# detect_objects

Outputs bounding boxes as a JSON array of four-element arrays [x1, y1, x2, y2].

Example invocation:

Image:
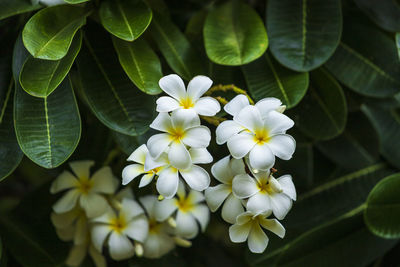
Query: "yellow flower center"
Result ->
[[257, 180, 275, 195], [147, 167, 162, 175], [253, 129, 270, 145], [77, 177, 93, 195], [169, 127, 186, 142], [149, 219, 162, 234], [175, 196, 194, 213], [180, 97, 194, 109], [109, 215, 127, 234]]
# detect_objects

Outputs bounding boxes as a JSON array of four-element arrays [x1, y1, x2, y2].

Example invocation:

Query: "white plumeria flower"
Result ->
[[147, 109, 211, 170], [232, 170, 296, 220], [155, 183, 210, 239], [39, 0, 66, 6], [229, 210, 285, 253], [205, 156, 246, 224], [140, 195, 175, 259], [51, 161, 117, 218], [157, 74, 220, 117], [51, 206, 88, 245], [217, 105, 296, 171], [145, 148, 212, 198], [122, 144, 163, 187], [65, 241, 106, 267], [91, 198, 149, 261]]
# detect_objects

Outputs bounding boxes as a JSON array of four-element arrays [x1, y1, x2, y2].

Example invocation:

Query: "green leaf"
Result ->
[[242, 53, 309, 109], [99, 0, 152, 41], [354, 0, 400, 32], [266, 0, 342, 72], [0, 0, 41, 20], [64, 0, 90, 3], [325, 18, 400, 97], [364, 173, 400, 239], [362, 105, 400, 170], [150, 13, 206, 80], [22, 5, 88, 60], [19, 30, 82, 97], [112, 131, 138, 155], [396, 33, 400, 61], [317, 112, 379, 171], [112, 37, 162, 95], [77, 23, 156, 136], [203, 1, 268, 66], [292, 68, 347, 140]]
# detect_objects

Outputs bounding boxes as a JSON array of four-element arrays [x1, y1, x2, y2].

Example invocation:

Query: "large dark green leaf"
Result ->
[[396, 33, 400, 61], [325, 18, 400, 97], [354, 0, 400, 32], [99, 0, 152, 41], [150, 13, 206, 80], [0, 0, 41, 20], [19, 30, 82, 97], [292, 68, 347, 140], [113, 37, 162, 95], [364, 173, 400, 239], [77, 24, 155, 136], [267, 0, 342, 72], [22, 5, 88, 60], [242, 53, 308, 108], [203, 1, 268, 66]]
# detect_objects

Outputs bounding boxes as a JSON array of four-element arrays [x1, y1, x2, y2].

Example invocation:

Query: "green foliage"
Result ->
[[0, 0, 41, 20]]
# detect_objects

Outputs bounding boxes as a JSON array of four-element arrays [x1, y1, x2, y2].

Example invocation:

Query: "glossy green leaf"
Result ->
[[112, 37, 162, 95], [77, 24, 155, 136], [150, 13, 206, 80], [396, 33, 400, 61], [0, 0, 41, 20], [242, 53, 309, 108], [354, 0, 400, 32], [22, 5, 88, 60], [99, 0, 152, 41], [204, 1, 268, 66], [112, 131, 138, 155], [293, 68, 347, 140], [267, 0, 342, 72], [364, 173, 400, 239], [325, 18, 400, 97], [362, 105, 400, 169], [19, 31, 82, 97], [317, 112, 379, 171]]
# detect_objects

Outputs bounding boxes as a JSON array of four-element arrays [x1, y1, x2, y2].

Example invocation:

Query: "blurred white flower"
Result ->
[[154, 183, 209, 239], [157, 74, 220, 116], [39, 0, 66, 6], [229, 210, 285, 253], [51, 161, 117, 218], [91, 198, 149, 261], [147, 110, 211, 169], [205, 156, 246, 224], [144, 148, 212, 198], [65, 242, 106, 267], [140, 195, 175, 258], [122, 144, 163, 187], [232, 171, 296, 220]]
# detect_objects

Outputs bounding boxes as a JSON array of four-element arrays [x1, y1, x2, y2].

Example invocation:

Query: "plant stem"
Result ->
[[206, 84, 254, 104]]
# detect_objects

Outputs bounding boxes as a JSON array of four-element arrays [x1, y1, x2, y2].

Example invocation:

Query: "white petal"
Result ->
[[189, 148, 213, 164], [221, 194, 245, 224], [249, 144, 275, 171], [122, 164, 145, 185], [127, 144, 148, 164], [182, 126, 211, 148], [147, 133, 171, 159], [246, 193, 272, 214], [91, 209, 115, 224], [156, 96, 180, 113], [120, 198, 145, 220], [53, 189, 80, 213], [259, 218, 286, 238], [211, 156, 233, 184], [205, 184, 231, 212], [176, 211, 198, 239], [270, 194, 293, 220], [187, 75, 213, 101], [65, 244, 87, 267], [168, 142, 191, 170], [255, 98, 282, 118], [227, 132, 256, 159], [236, 211, 253, 225], [278, 175, 297, 200], [69, 160, 94, 179], [50, 209, 78, 228], [224, 95, 249, 117], [50, 171, 78, 194], [263, 111, 294, 135], [229, 222, 252, 243], [194, 97, 221, 116], [139, 195, 157, 218], [74, 216, 88, 245], [56, 225, 75, 241], [154, 198, 178, 221], [159, 74, 186, 100], [88, 245, 107, 267], [124, 214, 149, 242], [230, 158, 246, 175], [191, 204, 209, 232], [139, 173, 155, 188], [108, 232, 135, 260], [80, 193, 109, 218], [267, 134, 296, 160], [180, 165, 210, 191], [215, 120, 244, 145], [234, 105, 263, 132], [187, 190, 205, 204], [171, 109, 200, 130], [176, 180, 187, 199], [144, 153, 168, 172], [90, 166, 116, 194], [248, 223, 269, 253], [91, 225, 111, 252], [115, 187, 134, 201], [232, 174, 259, 199], [150, 112, 173, 132], [143, 232, 175, 259], [156, 167, 179, 199]]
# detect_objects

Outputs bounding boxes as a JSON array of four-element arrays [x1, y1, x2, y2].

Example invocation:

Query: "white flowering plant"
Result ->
[[1, 0, 400, 266]]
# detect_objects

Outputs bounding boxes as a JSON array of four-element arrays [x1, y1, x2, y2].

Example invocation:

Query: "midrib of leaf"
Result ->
[[0, 78, 13, 124], [229, 3, 242, 63], [340, 42, 400, 84], [44, 97, 52, 166], [310, 86, 341, 132], [116, 0, 134, 39], [301, 0, 307, 66], [127, 44, 145, 88], [45, 59, 61, 95], [265, 54, 290, 105]]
